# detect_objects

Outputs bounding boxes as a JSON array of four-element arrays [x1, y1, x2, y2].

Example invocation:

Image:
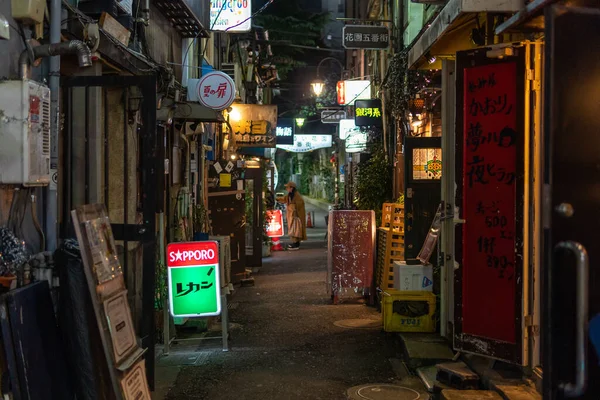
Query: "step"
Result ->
[[441, 389, 503, 400], [490, 381, 542, 400], [436, 362, 480, 390]]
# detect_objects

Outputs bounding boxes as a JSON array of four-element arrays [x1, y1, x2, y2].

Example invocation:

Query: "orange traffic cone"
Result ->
[[271, 237, 284, 251], [307, 213, 313, 228]]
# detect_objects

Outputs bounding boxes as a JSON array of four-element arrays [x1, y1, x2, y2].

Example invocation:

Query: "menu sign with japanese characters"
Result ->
[[229, 104, 277, 148], [462, 61, 519, 344], [343, 25, 390, 50], [167, 241, 221, 318], [354, 99, 383, 127]]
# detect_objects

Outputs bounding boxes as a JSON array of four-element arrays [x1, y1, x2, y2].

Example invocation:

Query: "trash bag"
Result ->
[[55, 239, 99, 400]]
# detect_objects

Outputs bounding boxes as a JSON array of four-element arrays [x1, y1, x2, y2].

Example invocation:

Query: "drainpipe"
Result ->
[[33, 0, 92, 250]]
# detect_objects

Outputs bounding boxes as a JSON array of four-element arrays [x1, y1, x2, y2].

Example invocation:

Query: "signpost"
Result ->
[[266, 210, 284, 238], [343, 25, 390, 49], [321, 109, 347, 124], [166, 241, 229, 350], [276, 118, 294, 145]]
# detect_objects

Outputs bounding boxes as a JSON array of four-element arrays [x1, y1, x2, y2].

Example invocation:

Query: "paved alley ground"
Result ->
[[157, 203, 422, 399]]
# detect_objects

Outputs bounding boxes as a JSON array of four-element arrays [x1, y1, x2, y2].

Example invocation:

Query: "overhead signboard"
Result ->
[[343, 25, 390, 50], [276, 118, 294, 145], [229, 104, 277, 148], [345, 131, 369, 153], [210, 0, 252, 32], [355, 99, 383, 127], [339, 118, 360, 140], [321, 109, 347, 124], [276, 134, 332, 153], [195, 71, 235, 110], [337, 80, 371, 106], [167, 241, 221, 318]]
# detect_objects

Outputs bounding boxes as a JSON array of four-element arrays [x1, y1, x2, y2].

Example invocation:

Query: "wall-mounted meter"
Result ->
[[0, 80, 51, 186]]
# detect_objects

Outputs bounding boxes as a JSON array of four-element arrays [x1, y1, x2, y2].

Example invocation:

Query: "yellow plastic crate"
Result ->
[[381, 290, 436, 333]]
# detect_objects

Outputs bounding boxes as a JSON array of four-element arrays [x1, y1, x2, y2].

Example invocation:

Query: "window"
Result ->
[[412, 148, 442, 180]]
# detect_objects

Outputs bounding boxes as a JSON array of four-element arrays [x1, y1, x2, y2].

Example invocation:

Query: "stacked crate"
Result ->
[[376, 203, 405, 291]]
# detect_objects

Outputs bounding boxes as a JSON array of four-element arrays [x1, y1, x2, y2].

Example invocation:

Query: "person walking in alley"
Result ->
[[284, 181, 306, 250]]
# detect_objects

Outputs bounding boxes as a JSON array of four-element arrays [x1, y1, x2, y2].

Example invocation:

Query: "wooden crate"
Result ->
[[381, 203, 405, 232], [375, 228, 405, 292]]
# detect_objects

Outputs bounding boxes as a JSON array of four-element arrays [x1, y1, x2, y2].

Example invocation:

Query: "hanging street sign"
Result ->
[[355, 99, 383, 127], [276, 134, 332, 153], [196, 71, 235, 110], [343, 25, 390, 50], [276, 118, 294, 145], [210, 0, 252, 32], [321, 109, 347, 124], [229, 104, 277, 148], [266, 210, 284, 237], [345, 131, 369, 153], [336, 80, 371, 105], [167, 241, 221, 318], [340, 118, 360, 140]]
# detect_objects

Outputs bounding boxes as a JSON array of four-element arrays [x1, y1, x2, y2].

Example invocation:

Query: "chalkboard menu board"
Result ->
[[327, 211, 376, 303]]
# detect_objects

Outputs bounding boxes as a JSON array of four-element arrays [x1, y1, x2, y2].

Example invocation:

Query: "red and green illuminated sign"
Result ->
[[167, 241, 221, 318]]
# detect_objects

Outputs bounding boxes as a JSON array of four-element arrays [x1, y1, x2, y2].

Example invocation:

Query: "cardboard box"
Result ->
[[393, 261, 433, 291]]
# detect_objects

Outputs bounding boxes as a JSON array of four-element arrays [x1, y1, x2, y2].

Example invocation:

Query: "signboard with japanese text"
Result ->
[[321, 109, 347, 124], [345, 131, 368, 153], [276, 118, 294, 145], [276, 134, 332, 153], [337, 80, 371, 105], [210, 0, 252, 32], [339, 118, 360, 140], [196, 71, 235, 110], [354, 99, 383, 127], [343, 25, 390, 50], [167, 241, 221, 318], [229, 104, 277, 148], [266, 210, 284, 238], [454, 48, 524, 364]]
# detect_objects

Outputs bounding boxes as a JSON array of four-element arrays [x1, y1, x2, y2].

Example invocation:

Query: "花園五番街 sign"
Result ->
[[196, 71, 235, 111], [343, 25, 390, 50], [354, 99, 383, 127], [167, 241, 221, 318]]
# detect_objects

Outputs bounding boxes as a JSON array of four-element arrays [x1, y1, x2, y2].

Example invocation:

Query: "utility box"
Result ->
[[393, 261, 433, 292], [11, 0, 45, 25], [0, 80, 51, 186]]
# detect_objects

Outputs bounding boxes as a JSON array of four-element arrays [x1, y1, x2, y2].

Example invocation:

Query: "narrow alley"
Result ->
[[156, 204, 426, 399]]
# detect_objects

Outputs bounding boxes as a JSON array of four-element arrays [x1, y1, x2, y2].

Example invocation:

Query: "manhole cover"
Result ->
[[333, 319, 382, 330], [347, 384, 421, 400]]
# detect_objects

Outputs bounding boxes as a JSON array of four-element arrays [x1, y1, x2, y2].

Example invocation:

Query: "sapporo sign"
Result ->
[[343, 25, 390, 50], [167, 241, 221, 318], [354, 99, 383, 127]]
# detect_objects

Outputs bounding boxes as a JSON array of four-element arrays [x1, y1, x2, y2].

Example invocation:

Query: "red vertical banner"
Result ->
[[462, 62, 518, 344]]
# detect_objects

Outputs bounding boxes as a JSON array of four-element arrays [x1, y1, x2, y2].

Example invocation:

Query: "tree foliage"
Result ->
[[354, 143, 393, 225]]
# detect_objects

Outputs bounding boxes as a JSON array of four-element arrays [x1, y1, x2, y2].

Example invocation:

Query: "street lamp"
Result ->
[[295, 118, 305, 127], [310, 57, 345, 96]]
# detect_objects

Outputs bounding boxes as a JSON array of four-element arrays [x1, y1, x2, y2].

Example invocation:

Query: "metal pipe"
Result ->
[[46, 0, 61, 251], [19, 40, 92, 80]]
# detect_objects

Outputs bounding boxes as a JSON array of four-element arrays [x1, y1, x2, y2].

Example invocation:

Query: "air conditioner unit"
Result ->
[[0, 80, 51, 186]]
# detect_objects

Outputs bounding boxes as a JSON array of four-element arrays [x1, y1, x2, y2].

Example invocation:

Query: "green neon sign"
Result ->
[[167, 241, 221, 318]]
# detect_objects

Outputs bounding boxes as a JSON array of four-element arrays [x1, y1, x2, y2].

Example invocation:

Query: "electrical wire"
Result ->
[[183, 1, 227, 71], [225, 0, 276, 32]]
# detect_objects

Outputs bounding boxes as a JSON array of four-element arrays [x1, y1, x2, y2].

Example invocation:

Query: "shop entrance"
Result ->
[[543, 5, 600, 398]]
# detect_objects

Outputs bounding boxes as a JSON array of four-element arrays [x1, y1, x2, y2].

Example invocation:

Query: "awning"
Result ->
[[157, 98, 224, 122], [407, 0, 524, 69], [495, 0, 558, 34]]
